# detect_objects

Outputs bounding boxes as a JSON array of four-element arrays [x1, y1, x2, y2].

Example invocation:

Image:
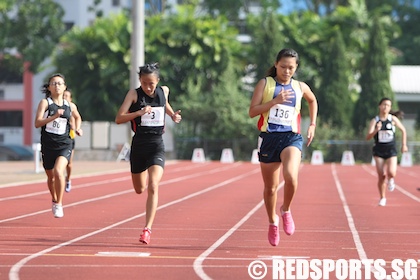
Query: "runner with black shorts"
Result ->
[[34, 74, 82, 218], [366, 98, 408, 206], [115, 63, 181, 244]]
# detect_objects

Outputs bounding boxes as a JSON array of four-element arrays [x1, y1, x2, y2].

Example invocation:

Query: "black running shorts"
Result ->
[[130, 134, 165, 173], [372, 145, 397, 159], [42, 146, 73, 170]]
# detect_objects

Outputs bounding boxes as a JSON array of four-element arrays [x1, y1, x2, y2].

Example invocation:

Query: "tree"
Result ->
[[390, 4, 420, 65], [352, 17, 395, 135], [53, 13, 131, 121], [145, 5, 253, 139], [303, 0, 350, 15], [317, 27, 353, 127], [145, 5, 244, 104], [0, 0, 65, 72], [246, 10, 285, 80]]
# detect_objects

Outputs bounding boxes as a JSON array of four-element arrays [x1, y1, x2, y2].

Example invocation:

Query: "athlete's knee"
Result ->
[[147, 183, 159, 195], [53, 168, 65, 179], [283, 171, 298, 186], [133, 184, 147, 194], [264, 184, 278, 196]]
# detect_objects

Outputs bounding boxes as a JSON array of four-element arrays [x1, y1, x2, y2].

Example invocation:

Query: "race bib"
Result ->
[[45, 117, 67, 135], [378, 130, 394, 143], [268, 104, 295, 126], [141, 107, 165, 127]]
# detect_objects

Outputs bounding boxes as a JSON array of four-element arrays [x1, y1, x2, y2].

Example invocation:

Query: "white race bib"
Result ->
[[378, 130, 394, 143], [45, 117, 67, 135], [268, 104, 295, 126], [141, 107, 165, 127]]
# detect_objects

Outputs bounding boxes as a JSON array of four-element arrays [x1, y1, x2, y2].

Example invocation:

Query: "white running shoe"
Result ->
[[54, 204, 64, 218], [387, 178, 395, 192], [378, 198, 387, 207], [65, 180, 72, 193], [52, 202, 57, 215]]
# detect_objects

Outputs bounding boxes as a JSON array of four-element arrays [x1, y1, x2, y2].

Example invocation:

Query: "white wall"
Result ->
[[0, 127, 24, 145], [0, 84, 24, 100]]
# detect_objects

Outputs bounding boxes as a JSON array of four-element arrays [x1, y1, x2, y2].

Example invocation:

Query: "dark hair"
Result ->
[[266, 48, 299, 77], [378, 97, 404, 119], [41, 73, 66, 98], [378, 97, 391, 105], [138, 62, 160, 78]]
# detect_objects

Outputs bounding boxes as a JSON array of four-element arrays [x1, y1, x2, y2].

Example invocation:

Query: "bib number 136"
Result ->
[[268, 104, 294, 126]]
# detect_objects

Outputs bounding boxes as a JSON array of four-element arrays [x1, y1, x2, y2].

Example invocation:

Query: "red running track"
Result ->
[[0, 161, 419, 280]]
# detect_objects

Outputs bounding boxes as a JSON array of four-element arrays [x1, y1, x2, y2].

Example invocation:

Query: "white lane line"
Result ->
[[0, 169, 128, 189], [397, 167, 419, 177], [193, 200, 265, 280], [0, 177, 130, 202], [0, 161, 205, 189], [0, 163, 245, 223], [193, 181, 285, 280], [361, 164, 420, 203], [9, 166, 259, 280], [331, 163, 368, 261]]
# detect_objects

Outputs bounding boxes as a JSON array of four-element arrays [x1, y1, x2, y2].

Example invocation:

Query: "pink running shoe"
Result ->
[[268, 215, 280, 246], [281, 208, 295, 235], [139, 228, 151, 244]]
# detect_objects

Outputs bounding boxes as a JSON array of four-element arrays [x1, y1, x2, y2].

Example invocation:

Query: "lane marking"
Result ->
[[258, 255, 310, 259], [9, 165, 259, 280], [95, 252, 151, 257], [331, 163, 367, 260], [397, 167, 419, 177], [193, 181, 285, 280], [0, 163, 246, 223], [361, 164, 420, 203], [0, 177, 130, 202], [193, 164, 306, 279], [0, 160, 182, 189], [0, 169, 128, 189], [0, 161, 210, 201], [331, 163, 383, 275], [193, 200, 265, 280]]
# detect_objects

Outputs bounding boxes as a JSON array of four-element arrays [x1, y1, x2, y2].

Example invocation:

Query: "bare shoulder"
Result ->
[[297, 80, 311, 92], [125, 88, 138, 101], [253, 78, 267, 92], [38, 98, 48, 109], [70, 101, 78, 109], [161, 85, 170, 94], [161, 86, 170, 99]]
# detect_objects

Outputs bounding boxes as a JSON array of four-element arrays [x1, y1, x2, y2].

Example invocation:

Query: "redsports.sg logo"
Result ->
[[247, 258, 418, 280]]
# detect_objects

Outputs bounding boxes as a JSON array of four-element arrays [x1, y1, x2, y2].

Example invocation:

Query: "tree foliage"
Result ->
[[247, 10, 285, 80], [317, 28, 353, 127], [0, 0, 65, 73], [53, 13, 131, 121], [145, 5, 254, 143], [352, 17, 395, 135]]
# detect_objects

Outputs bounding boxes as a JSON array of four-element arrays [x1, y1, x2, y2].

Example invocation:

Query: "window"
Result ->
[[0, 111, 23, 127], [64, 22, 74, 31], [112, 0, 120, 6]]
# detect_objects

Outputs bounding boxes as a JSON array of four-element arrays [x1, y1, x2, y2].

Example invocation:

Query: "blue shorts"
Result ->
[[258, 132, 303, 163]]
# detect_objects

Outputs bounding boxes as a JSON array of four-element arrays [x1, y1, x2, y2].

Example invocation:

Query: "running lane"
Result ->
[[1, 162, 419, 280]]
